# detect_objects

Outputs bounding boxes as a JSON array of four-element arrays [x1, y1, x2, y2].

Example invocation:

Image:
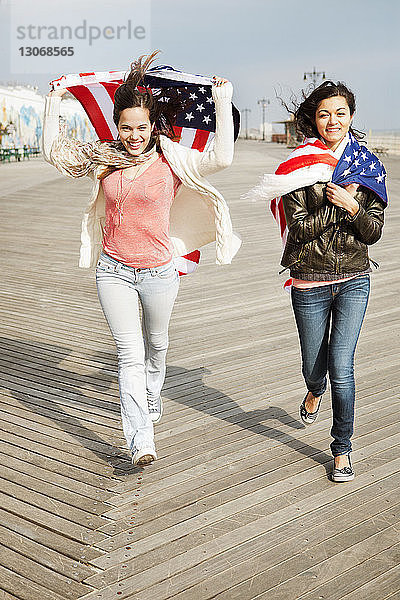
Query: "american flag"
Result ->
[[332, 133, 388, 205], [270, 135, 388, 290], [50, 66, 240, 276], [50, 65, 240, 150], [270, 138, 338, 247]]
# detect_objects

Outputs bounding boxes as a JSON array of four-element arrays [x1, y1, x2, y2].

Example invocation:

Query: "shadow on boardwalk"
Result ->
[[165, 364, 332, 474], [0, 336, 132, 475], [1, 337, 331, 477]]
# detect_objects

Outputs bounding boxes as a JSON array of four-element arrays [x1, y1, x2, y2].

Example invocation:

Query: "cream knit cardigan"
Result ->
[[42, 83, 241, 268]]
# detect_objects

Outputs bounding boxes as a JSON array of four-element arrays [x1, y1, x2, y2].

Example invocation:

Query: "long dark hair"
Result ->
[[285, 80, 365, 141], [113, 50, 185, 139], [99, 50, 188, 180]]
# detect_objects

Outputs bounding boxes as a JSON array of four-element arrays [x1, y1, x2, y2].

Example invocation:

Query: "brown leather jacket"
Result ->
[[281, 183, 386, 281]]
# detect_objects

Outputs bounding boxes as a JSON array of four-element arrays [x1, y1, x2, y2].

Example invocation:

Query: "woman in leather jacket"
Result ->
[[281, 82, 387, 482]]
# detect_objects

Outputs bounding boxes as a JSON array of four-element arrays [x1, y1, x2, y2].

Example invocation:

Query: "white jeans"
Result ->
[[96, 252, 179, 454]]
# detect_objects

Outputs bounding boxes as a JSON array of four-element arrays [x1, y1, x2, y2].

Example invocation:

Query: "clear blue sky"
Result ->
[[1, 0, 399, 131]]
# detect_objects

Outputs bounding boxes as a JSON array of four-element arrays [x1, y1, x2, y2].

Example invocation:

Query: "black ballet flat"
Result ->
[[299, 393, 322, 425]]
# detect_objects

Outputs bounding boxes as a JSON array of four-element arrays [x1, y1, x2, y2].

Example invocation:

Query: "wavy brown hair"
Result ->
[[281, 80, 365, 142]]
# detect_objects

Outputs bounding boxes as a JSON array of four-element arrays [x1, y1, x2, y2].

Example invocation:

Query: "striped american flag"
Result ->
[[270, 136, 388, 290], [50, 65, 240, 150], [270, 138, 338, 248]]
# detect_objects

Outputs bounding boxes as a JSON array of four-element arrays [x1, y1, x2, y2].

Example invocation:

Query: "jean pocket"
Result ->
[[292, 285, 315, 293], [154, 262, 177, 279], [96, 259, 115, 273]]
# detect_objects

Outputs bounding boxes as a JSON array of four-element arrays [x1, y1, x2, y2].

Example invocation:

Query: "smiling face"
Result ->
[[315, 96, 353, 150], [118, 106, 154, 156]]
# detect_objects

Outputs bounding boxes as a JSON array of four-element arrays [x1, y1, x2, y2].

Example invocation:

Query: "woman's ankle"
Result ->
[[334, 454, 350, 469], [305, 391, 321, 411]]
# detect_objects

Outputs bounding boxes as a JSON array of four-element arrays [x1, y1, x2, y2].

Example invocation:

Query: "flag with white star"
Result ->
[[332, 133, 388, 205], [143, 65, 240, 151], [50, 65, 240, 152]]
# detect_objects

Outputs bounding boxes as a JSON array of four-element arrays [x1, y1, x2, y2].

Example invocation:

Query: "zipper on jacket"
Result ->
[[279, 243, 308, 274]]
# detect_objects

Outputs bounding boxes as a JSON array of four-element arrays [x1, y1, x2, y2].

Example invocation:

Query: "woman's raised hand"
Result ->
[[326, 182, 360, 217], [211, 76, 233, 100], [212, 76, 229, 87], [48, 88, 68, 98]]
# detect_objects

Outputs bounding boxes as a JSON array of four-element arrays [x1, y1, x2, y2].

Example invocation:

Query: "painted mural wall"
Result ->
[[0, 85, 95, 148]]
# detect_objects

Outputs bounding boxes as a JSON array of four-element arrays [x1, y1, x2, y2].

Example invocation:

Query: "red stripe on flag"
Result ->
[[276, 154, 338, 175], [183, 250, 200, 263], [67, 85, 114, 140], [294, 139, 330, 152], [192, 129, 210, 151], [173, 126, 182, 142], [283, 278, 293, 293], [101, 81, 122, 102], [277, 199, 287, 236]]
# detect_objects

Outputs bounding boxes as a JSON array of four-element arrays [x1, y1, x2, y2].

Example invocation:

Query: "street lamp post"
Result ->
[[241, 108, 251, 139], [304, 67, 326, 86], [257, 98, 270, 141]]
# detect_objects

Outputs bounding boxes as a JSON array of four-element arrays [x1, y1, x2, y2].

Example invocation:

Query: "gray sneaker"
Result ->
[[148, 396, 163, 424], [132, 448, 157, 466]]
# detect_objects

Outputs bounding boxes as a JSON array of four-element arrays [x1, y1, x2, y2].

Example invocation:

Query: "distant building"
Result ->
[[274, 114, 302, 147], [271, 133, 286, 144]]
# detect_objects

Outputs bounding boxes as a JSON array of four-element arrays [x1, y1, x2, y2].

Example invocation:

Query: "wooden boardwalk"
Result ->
[[0, 141, 399, 600]]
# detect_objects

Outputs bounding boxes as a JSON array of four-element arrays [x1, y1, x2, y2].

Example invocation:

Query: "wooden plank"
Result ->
[[0, 490, 108, 545], [0, 448, 113, 502], [90, 450, 400, 564], [0, 417, 122, 467], [165, 528, 400, 600], [0, 590, 19, 600], [0, 408, 125, 466], [105, 418, 400, 539], [0, 508, 103, 563], [82, 473, 400, 590], [0, 441, 113, 490], [0, 545, 93, 599], [110, 394, 400, 496], [0, 429, 114, 478], [299, 552, 400, 600], [0, 565, 68, 600], [101, 418, 400, 526], [0, 463, 110, 517], [0, 392, 122, 450], [81, 502, 400, 599]]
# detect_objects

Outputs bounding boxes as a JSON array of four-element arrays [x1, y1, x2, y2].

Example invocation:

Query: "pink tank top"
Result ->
[[101, 155, 181, 268]]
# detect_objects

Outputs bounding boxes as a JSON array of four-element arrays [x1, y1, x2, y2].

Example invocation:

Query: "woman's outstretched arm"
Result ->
[[188, 78, 234, 178], [42, 89, 95, 178], [42, 90, 66, 164]]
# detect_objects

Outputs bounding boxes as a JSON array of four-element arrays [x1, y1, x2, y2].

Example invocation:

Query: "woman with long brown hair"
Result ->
[[43, 51, 237, 466]]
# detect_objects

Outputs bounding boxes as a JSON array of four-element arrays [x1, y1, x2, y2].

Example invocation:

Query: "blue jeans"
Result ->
[[291, 275, 370, 456], [96, 252, 179, 454]]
